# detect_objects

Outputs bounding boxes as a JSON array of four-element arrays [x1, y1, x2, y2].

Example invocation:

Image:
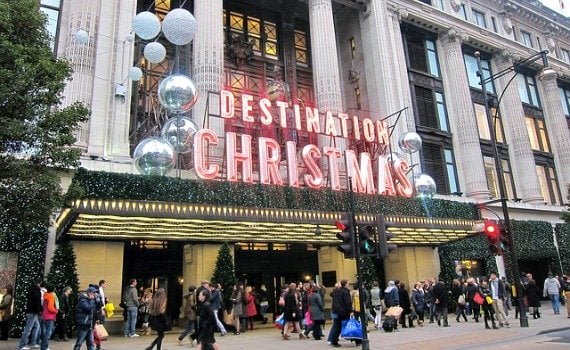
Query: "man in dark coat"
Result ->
[[18, 277, 43, 350], [73, 286, 97, 350], [431, 278, 449, 327], [329, 279, 352, 348]]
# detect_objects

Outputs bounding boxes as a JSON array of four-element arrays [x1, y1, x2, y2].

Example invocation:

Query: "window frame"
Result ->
[[472, 9, 487, 28]]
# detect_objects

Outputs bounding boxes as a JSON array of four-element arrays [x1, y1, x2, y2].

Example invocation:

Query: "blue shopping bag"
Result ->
[[340, 316, 363, 339]]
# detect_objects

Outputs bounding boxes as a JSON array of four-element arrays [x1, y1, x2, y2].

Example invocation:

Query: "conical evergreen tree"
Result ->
[[359, 256, 378, 288], [46, 239, 80, 335], [211, 242, 237, 308]]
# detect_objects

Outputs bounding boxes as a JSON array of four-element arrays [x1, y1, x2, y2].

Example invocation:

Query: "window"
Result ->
[[491, 17, 498, 33], [422, 143, 448, 195], [560, 49, 570, 63], [444, 149, 460, 194], [521, 31, 533, 48], [474, 104, 504, 143], [560, 86, 570, 117], [464, 53, 495, 93], [415, 86, 450, 131], [435, 92, 450, 132], [526, 117, 551, 153], [517, 73, 540, 108], [406, 34, 440, 77], [536, 165, 562, 205], [40, 0, 61, 52], [472, 9, 487, 28], [294, 30, 308, 66], [224, 10, 280, 61], [349, 37, 356, 60], [459, 5, 468, 20], [354, 87, 361, 110], [483, 156, 515, 199]]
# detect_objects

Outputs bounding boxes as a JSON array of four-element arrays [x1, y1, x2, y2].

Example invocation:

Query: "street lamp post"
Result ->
[[473, 50, 554, 327]]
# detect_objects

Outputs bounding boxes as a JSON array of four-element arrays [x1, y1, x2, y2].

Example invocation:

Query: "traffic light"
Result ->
[[483, 219, 502, 255], [358, 224, 377, 256], [335, 213, 355, 259], [377, 214, 397, 259]]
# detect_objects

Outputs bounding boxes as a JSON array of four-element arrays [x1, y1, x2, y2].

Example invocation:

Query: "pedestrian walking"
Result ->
[[146, 288, 170, 350], [73, 286, 97, 350], [177, 285, 197, 346], [122, 279, 140, 338], [195, 289, 220, 350], [543, 273, 561, 315], [18, 277, 43, 350]]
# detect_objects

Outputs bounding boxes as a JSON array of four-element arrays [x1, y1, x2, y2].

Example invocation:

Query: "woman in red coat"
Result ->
[[244, 286, 257, 330]]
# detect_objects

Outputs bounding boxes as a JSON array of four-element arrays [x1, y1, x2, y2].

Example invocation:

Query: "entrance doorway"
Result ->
[[123, 240, 184, 325], [235, 243, 319, 316]]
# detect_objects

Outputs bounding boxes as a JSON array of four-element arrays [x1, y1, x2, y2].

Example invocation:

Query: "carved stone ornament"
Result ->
[[349, 69, 360, 85], [450, 0, 462, 12], [500, 13, 513, 34], [226, 35, 254, 67]]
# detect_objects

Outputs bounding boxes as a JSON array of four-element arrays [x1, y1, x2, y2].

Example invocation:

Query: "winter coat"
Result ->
[[331, 286, 352, 320], [477, 284, 493, 310], [123, 285, 139, 308], [0, 293, 13, 318], [431, 282, 447, 307], [525, 281, 541, 307], [42, 292, 58, 321], [370, 287, 382, 308], [75, 293, 95, 327], [196, 301, 216, 345], [309, 292, 325, 321], [231, 289, 245, 317], [245, 293, 257, 317], [25, 285, 43, 314], [183, 292, 197, 321], [283, 290, 300, 322], [411, 288, 425, 312], [543, 277, 561, 296], [210, 289, 223, 310], [398, 288, 411, 314], [384, 286, 399, 307], [465, 283, 478, 303]]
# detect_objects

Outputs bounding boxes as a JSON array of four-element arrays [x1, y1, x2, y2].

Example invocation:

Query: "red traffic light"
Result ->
[[335, 220, 348, 231], [483, 220, 499, 240]]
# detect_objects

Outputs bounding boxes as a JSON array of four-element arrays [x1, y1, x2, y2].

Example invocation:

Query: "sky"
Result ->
[[540, 0, 569, 17]]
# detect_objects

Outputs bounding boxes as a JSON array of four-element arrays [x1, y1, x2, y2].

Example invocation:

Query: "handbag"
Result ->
[[104, 302, 115, 318], [485, 296, 493, 305], [340, 316, 363, 339], [274, 313, 285, 329], [223, 309, 235, 326], [457, 294, 466, 305], [473, 292, 484, 305], [93, 324, 108, 341], [303, 310, 313, 327], [278, 296, 285, 306]]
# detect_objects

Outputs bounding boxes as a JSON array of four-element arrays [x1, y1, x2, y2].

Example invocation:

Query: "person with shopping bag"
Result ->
[[329, 279, 352, 348]]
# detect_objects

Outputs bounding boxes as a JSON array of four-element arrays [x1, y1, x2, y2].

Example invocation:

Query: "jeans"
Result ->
[[74, 326, 95, 350], [328, 317, 344, 345], [18, 313, 40, 349], [259, 304, 268, 320], [177, 319, 195, 341], [124, 306, 138, 336], [40, 319, 55, 350], [212, 309, 226, 334], [549, 293, 560, 314], [326, 313, 338, 343]]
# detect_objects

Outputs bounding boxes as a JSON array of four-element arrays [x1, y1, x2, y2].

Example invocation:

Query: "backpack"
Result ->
[[382, 316, 397, 332]]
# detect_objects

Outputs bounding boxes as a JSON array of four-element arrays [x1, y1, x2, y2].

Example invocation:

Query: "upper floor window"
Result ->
[[459, 5, 468, 20], [536, 164, 562, 205], [415, 86, 450, 131], [406, 35, 440, 77], [349, 37, 356, 60], [517, 73, 540, 108], [224, 10, 279, 61], [444, 149, 460, 194], [521, 30, 533, 48], [40, 0, 61, 52], [491, 17, 498, 33], [484, 156, 515, 199], [472, 9, 487, 28], [464, 53, 495, 93], [474, 104, 504, 143], [526, 116, 551, 153], [560, 86, 570, 117], [295, 30, 308, 66], [560, 49, 570, 63]]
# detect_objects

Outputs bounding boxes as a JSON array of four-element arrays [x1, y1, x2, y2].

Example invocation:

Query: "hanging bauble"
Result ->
[[128, 67, 143, 81], [414, 173, 436, 198], [161, 116, 199, 154], [266, 81, 286, 101], [162, 8, 197, 46], [398, 131, 422, 154], [143, 42, 166, 63], [74, 29, 89, 45], [132, 11, 161, 40], [133, 137, 177, 176], [157, 74, 198, 112], [126, 33, 135, 42]]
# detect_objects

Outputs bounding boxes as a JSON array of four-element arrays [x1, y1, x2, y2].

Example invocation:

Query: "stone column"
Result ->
[[192, 0, 224, 137], [492, 53, 543, 203], [438, 29, 489, 199], [540, 76, 570, 198]]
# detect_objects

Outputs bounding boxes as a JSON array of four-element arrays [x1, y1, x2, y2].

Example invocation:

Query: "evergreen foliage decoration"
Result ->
[[358, 257, 378, 288], [0, 227, 47, 337], [211, 242, 237, 308], [65, 169, 475, 220], [438, 234, 497, 284], [555, 223, 569, 275], [45, 239, 80, 336]]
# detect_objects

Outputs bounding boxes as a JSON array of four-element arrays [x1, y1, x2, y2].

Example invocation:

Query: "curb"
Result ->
[[537, 326, 570, 335]]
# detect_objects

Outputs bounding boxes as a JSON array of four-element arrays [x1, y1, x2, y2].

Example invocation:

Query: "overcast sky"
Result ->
[[540, 0, 569, 16]]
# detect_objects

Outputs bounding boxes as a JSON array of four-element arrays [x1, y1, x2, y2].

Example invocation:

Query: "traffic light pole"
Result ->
[[347, 178, 370, 349]]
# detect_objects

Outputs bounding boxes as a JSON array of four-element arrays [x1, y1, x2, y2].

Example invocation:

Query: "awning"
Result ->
[[56, 198, 479, 245]]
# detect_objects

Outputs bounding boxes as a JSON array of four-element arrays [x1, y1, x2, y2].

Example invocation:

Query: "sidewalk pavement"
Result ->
[[0, 310, 568, 350]]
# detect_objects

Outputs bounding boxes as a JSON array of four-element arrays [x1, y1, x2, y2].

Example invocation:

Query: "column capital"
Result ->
[[439, 28, 469, 45]]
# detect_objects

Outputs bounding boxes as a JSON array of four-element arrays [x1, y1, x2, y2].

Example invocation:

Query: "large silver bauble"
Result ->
[[143, 42, 166, 63], [162, 8, 197, 46], [133, 137, 177, 176], [161, 116, 199, 154], [128, 66, 143, 81], [398, 131, 422, 154], [132, 11, 161, 40], [414, 173, 436, 198], [74, 29, 89, 45], [157, 74, 198, 112]]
